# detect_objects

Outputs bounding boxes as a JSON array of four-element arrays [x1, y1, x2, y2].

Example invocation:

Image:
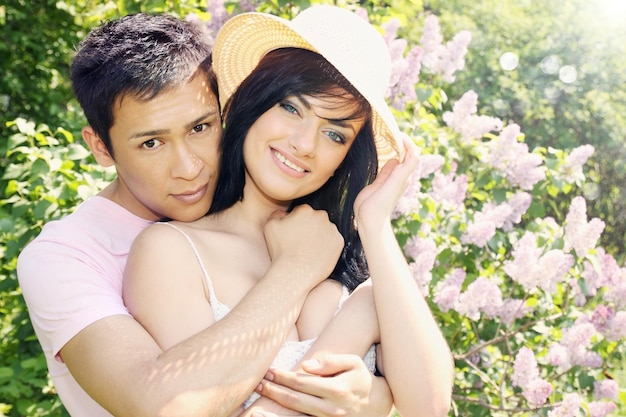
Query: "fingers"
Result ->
[[248, 409, 305, 417], [377, 136, 419, 186], [258, 356, 380, 417], [300, 354, 361, 377], [401, 135, 420, 170], [256, 375, 340, 417], [267, 209, 288, 221], [260, 355, 366, 406], [263, 368, 328, 399], [373, 158, 399, 185], [250, 412, 279, 417], [248, 410, 305, 417], [263, 204, 343, 288]]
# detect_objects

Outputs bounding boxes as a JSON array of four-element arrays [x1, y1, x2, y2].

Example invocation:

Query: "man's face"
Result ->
[[106, 75, 221, 222]]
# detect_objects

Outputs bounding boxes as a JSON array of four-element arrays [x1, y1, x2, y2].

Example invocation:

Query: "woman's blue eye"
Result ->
[[282, 103, 298, 114], [327, 131, 345, 144]]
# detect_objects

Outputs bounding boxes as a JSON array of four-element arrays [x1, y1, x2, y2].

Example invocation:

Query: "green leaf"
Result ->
[[66, 143, 90, 160], [1, 163, 28, 181], [527, 200, 546, 218], [0, 366, 14, 380]]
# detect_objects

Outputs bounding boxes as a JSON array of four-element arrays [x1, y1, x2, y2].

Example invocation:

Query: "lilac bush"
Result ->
[[383, 10, 624, 417], [200, 2, 625, 415]]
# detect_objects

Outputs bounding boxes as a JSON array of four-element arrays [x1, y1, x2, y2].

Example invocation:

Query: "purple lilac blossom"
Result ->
[[547, 343, 571, 369], [437, 30, 472, 83], [383, 18, 423, 110], [504, 231, 574, 292], [587, 401, 617, 417], [562, 321, 603, 368], [593, 379, 619, 400], [461, 191, 532, 248], [547, 393, 583, 417], [586, 249, 626, 309], [461, 200, 518, 247], [486, 124, 546, 190], [419, 15, 471, 83], [563, 196, 605, 257], [578, 306, 626, 341], [430, 166, 468, 209], [523, 378, 553, 406], [392, 169, 422, 219], [393, 147, 436, 219], [590, 304, 614, 333], [418, 154, 445, 178], [511, 347, 554, 406], [511, 347, 539, 388], [606, 311, 626, 341], [558, 144, 595, 183], [419, 15, 444, 69], [501, 191, 532, 231], [433, 268, 465, 312], [497, 298, 527, 325], [442, 90, 503, 142], [405, 236, 437, 294], [456, 276, 503, 320], [586, 308, 626, 341], [205, 0, 230, 38]]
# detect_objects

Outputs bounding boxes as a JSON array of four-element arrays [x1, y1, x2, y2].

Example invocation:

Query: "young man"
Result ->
[[17, 13, 390, 417]]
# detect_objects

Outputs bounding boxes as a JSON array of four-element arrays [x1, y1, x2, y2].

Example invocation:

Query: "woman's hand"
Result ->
[[253, 354, 392, 417], [354, 136, 419, 229]]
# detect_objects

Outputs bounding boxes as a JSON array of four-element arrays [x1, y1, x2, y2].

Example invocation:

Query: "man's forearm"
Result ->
[[144, 257, 315, 417], [64, 258, 315, 417]]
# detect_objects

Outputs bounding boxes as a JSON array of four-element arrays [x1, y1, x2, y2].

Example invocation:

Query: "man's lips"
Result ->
[[171, 184, 209, 203]]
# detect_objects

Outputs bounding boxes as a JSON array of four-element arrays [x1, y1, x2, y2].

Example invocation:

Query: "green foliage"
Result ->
[[0, 119, 113, 416], [0, 0, 80, 137]]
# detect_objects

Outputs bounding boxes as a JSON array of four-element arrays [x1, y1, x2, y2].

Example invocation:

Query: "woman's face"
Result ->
[[243, 92, 364, 204]]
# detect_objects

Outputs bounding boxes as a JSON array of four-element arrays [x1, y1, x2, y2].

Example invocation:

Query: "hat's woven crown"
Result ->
[[214, 6, 403, 166]]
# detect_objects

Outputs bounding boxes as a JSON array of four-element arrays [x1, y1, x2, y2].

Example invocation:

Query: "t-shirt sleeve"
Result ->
[[18, 239, 130, 360]]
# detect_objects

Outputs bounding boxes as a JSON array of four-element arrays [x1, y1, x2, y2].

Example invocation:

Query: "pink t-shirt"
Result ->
[[17, 196, 151, 416]]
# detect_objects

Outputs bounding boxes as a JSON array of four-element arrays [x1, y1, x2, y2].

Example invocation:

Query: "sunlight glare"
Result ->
[[594, 0, 626, 26]]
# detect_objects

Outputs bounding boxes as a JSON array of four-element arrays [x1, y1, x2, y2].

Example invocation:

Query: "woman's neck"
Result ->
[[209, 183, 292, 236]]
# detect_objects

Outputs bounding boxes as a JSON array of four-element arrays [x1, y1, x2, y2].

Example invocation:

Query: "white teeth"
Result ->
[[273, 150, 305, 172]]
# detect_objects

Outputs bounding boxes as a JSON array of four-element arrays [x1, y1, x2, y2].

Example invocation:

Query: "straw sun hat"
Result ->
[[212, 5, 404, 166]]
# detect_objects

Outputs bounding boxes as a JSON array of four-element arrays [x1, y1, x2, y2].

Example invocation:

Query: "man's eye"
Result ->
[[142, 139, 161, 149], [192, 123, 207, 133]]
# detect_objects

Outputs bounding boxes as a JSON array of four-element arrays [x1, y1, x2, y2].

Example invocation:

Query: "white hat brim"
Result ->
[[213, 7, 404, 167]]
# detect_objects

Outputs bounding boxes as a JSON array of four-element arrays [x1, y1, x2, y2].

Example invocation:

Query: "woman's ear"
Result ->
[[82, 126, 115, 167]]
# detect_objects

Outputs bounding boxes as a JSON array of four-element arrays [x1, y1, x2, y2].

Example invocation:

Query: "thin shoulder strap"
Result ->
[[335, 284, 350, 315], [155, 222, 220, 309]]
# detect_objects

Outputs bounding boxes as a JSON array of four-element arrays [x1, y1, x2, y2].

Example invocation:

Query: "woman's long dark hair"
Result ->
[[210, 48, 378, 291]]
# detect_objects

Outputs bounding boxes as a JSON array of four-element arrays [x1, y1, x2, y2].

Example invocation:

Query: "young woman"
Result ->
[[123, 6, 453, 417]]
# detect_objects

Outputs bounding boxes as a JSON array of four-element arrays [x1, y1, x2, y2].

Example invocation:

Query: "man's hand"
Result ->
[[256, 354, 393, 417], [264, 205, 344, 290]]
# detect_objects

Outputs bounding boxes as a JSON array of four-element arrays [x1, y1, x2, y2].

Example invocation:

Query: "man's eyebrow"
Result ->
[[128, 109, 219, 141], [184, 109, 219, 131], [128, 128, 169, 141]]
